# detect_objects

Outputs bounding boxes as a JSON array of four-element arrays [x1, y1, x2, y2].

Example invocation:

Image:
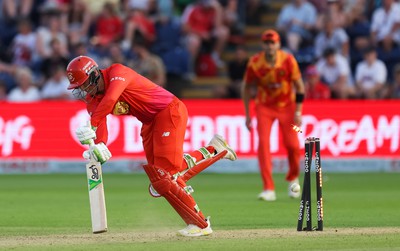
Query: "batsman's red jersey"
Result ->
[[87, 64, 174, 144]]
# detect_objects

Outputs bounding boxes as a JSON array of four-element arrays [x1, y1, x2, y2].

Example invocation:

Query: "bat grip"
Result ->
[[89, 139, 95, 147], [86, 121, 95, 147]]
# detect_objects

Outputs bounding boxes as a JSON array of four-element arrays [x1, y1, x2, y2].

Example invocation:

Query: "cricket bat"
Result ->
[[86, 139, 108, 233]]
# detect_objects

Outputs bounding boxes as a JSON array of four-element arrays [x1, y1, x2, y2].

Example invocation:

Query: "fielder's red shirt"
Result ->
[[244, 50, 302, 108], [87, 64, 174, 144]]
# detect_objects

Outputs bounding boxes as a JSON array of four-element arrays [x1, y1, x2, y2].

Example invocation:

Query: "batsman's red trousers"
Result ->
[[141, 98, 188, 174]]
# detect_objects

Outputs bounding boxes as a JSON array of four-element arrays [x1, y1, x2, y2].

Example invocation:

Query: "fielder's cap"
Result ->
[[261, 29, 280, 43]]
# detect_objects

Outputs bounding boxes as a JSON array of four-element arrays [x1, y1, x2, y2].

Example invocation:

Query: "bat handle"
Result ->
[[86, 120, 95, 147], [89, 139, 95, 147]]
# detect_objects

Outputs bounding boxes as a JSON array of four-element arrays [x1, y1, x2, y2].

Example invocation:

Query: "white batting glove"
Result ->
[[89, 142, 112, 164], [75, 124, 96, 145]]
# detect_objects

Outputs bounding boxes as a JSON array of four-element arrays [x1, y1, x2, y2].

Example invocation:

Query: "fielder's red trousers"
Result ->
[[256, 103, 300, 191]]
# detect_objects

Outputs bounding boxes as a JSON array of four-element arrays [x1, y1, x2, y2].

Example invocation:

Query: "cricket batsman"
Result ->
[[67, 55, 237, 236]]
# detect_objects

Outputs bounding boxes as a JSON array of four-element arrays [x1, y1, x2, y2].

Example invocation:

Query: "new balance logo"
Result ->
[[162, 132, 170, 137]]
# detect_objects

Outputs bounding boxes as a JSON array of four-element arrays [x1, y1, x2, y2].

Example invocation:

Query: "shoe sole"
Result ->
[[258, 197, 276, 201], [177, 229, 213, 237], [214, 135, 237, 161]]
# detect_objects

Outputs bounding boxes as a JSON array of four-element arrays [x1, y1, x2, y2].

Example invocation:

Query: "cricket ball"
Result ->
[[290, 183, 301, 193]]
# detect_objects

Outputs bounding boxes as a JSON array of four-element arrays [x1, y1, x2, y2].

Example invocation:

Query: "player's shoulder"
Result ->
[[107, 63, 136, 75], [249, 51, 264, 64], [279, 49, 295, 60], [104, 64, 136, 83], [109, 63, 130, 71]]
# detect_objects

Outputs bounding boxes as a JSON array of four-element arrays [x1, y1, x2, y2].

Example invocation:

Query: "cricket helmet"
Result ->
[[66, 56, 98, 90]]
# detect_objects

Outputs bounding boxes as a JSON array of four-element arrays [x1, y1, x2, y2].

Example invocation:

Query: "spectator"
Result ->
[[344, 0, 369, 25], [182, 0, 229, 67], [61, 0, 92, 46], [175, 0, 196, 15], [308, 0, 328, 13], [385, 63, 400, 98], [40, 38, 70, 80], [355, 46, 387, 99], [370, 0, 400, 52], [218, 0, 245, 40], [101, 42, 127, 66], [316, 47, 355, 99], [36, 12, 68, 61], [222, 45, 248, 98], [1, 0, 34, 21], [0, 80, 7, 100], [41, 65, 73, 100], [93, 2, 124, 47], [122, 0, 156, 49], [0, 61, 17, 93], [276, 0, 317, 53], [80, 0, 120, 16], [304, 65, 331, 99], [345, 0, 371, 71], [11, 18, 37, 67], [315, 0, 347, 30], [152, 12, 191, 97], [128, 34, 166, 87], [314, 15, 349, 59], [245, 0, 268, 25], [68, 41, 103, 67], [7, 67, 40, 102]]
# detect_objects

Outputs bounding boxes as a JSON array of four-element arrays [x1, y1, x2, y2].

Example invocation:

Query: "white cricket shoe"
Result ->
[[178, 217, 213, 237], [258, 190, 276, 201], [208, 134, 237, 161], [288, 178, 301, 198]]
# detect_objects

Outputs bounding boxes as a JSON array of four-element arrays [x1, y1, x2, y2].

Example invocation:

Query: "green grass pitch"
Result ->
[[0, 172, 400, 250]]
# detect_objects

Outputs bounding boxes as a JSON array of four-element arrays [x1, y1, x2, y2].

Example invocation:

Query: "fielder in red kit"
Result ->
[[66, 56, 237, 236], [241, 29, 305, 201]]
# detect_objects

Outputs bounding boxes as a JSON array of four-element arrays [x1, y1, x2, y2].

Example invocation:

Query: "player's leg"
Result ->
[[179, 134, 237, 179], [256, 105, 276, 201], [143, 164, 212, 237], [146, 99, 211, 236], [278, 105, 301, 198], [152, 99, 187, 174]]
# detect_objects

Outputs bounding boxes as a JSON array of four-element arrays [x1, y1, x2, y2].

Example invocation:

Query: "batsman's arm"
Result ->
[[76, 121, 97, 145], [293, 78, 305, 125], [78, 122, 112, 164]]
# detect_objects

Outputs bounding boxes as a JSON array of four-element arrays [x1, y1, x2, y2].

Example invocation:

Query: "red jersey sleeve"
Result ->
[[88, 64, 174, 144], [87, 100, 108, 144], [90, 67, 130, 128]]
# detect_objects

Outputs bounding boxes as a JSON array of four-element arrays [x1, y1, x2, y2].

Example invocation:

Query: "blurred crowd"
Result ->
[[0, 0, 400, 102], [0, 0, 251, 101], [276, 0, 400, 100]]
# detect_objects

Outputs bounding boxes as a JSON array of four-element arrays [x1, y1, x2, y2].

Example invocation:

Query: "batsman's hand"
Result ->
[[76, 123, 96, 145], [84, 142, 112, 164]]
